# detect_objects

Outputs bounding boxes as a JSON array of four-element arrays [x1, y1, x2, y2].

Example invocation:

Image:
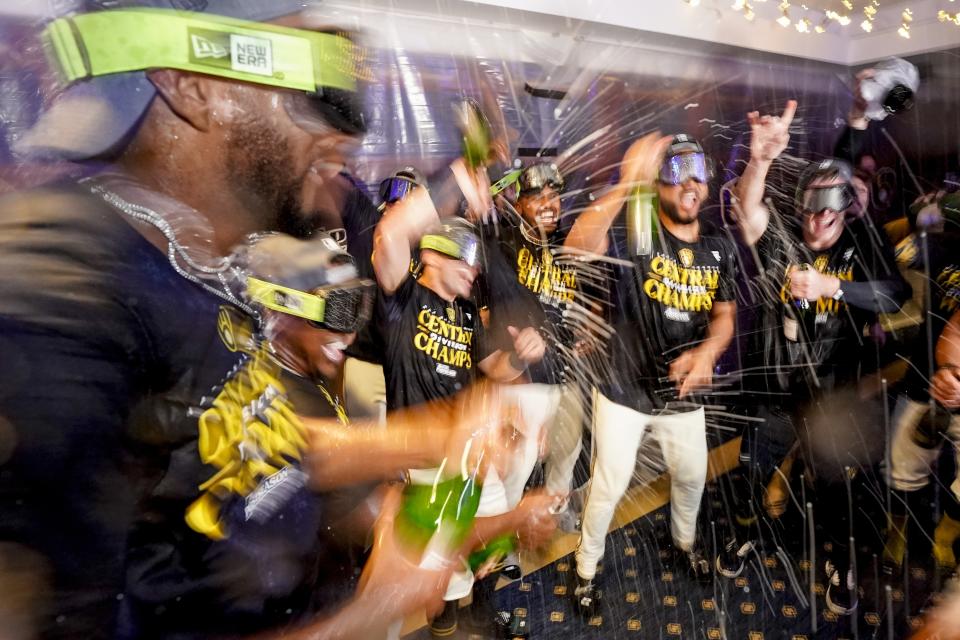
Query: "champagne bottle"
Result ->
[[394, 465, 483, 569], [467, 533, 515, 573], [626, 187, 656, 256], [454, 98, 492, 170]]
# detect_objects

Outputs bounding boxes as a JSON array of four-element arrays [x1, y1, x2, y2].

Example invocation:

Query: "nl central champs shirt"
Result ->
[[606, 219, 737, 413], [379, 276, 491, 409]]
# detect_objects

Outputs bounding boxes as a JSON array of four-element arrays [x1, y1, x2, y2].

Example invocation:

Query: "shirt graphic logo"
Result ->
[[415, 308, 473, 370], [814, 254, 829, 272], [678, 248, 695, 268], [516, 246, 577, 306], [711, 250, 721, 262], [644, 254, 720, 313]]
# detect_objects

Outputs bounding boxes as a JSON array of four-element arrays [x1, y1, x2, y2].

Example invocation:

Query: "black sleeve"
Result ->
[[715, 238, 738, 304], [846, 220, 912, 313], [832, 125, 867, 165], [0, 188, 150, 631], [377, 272, 416, 324]]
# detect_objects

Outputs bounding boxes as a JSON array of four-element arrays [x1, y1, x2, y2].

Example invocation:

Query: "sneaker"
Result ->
[[716, 539, 755, 579], [500, 552, 522, 582], [573, 575, 602, 616], [429, 600, 458, 638], [825, 560, 858, 616]]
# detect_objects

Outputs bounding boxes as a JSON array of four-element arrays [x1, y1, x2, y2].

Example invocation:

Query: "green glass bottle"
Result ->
[[626, 187, 657, 256], [467, 533, 515, 573], [395, 467, 483, 569]]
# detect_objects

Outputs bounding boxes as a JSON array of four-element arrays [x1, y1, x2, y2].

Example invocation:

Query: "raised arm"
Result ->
[[565, 132, 672, 255], [734, 100, 797, 246], [372, 185, 441, 295]]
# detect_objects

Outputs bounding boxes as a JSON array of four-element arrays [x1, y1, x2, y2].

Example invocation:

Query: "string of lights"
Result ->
[[686, 0, 960, 37]]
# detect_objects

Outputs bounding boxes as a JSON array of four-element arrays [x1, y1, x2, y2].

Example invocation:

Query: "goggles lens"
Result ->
[[248, 277, 375, 333], [420, 234, 481, 268], [518, 164, 564, 196], [379, 177, 417, 204], [801, 186, 854, 215], [308, 280, 376, 333], [658, 152, 711, 185], [282, 90, 367, 136]]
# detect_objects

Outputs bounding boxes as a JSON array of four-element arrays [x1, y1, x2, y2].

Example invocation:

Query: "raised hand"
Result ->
[[619, 131, 673, 188], [747, 100, 797, 163]]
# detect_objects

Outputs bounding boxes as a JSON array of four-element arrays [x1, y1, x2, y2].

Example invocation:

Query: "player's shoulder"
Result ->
[[0, 181, 132, 244]]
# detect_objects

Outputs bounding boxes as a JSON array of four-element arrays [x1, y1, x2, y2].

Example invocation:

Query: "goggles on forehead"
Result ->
[[419, 232, 481, 268], [658, 152, 713, 185], [800, 185, 855, 216], [247, 277, 375, 334], [518, 164, 564, 196], [378, 176, 418, 204], [43, 8, 367, 134]]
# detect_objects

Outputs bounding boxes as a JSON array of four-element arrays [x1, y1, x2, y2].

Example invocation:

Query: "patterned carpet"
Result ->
[[405, 467, 950, 640]]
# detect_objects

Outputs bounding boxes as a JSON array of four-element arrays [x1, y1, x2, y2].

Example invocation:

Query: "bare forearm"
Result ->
[[269, 589, 400, 640], [735, 159, 772, 246], [304, 413, 445, 491], [565, 182, 630, 254], [696, 302, 736, 363], [373, 189, 440, 294], [460, 511, 518, 556], [478, 350, 524, 383], [937, 310, 960, 367]]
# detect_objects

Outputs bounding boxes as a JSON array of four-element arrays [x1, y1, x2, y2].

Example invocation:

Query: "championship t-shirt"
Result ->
[[379, 276, 491, 409], [746, 217, 904, 400], [125, 343, 374, 637], [481, 220, 579, 384], [605, 218, 737, 413], [896, 230, 960, 402]]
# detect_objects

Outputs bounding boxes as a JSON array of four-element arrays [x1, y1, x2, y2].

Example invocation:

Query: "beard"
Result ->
[[659, 196, 698, 225], [224, 115, 323, 239]]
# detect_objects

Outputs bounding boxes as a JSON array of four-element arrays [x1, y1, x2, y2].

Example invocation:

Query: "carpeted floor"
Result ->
[[406, 472, 950, 639]]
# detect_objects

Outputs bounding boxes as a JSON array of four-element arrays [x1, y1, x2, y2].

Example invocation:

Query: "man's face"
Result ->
[[281, 315, 356, 380], [800, 176, 847, 250], [221, 83, 360, 238], [424, 250, 479, 300], [657, 178, 708, 225], [517, 186, 561, 235]]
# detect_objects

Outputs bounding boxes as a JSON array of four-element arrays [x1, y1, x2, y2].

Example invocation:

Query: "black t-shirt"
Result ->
[[481, 220, 579, 384], [897, 231, 960, 402], [0, 183, 247, 639], [379, 277, 491, 410], [125, 355, 359, 639], [746, 217, 900, 400], [604, 217, 737, 413]]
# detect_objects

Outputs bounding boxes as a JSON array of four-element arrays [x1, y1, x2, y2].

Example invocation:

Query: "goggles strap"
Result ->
[[45, 8, 357, 93]]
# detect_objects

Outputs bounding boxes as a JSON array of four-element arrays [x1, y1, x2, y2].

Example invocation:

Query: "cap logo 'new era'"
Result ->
[[188, 28, 273, 77]]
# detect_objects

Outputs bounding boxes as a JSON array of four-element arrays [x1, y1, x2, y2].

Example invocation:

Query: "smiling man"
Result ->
[[0, 2, 461, 638], [725, 100, 909, 615], [564, 133, 738, 611]]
